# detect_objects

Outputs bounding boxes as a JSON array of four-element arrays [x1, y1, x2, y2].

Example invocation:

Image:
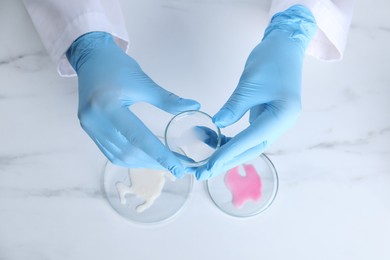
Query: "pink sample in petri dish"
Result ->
[[207, 154, 278, 218], [224, 164, 262, 208]]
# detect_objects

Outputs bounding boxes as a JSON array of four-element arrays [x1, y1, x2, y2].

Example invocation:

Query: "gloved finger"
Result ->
[[96, 133, 166, 169], [197, 102, 294, 179], [93, 136, 116, 163], [172, 151, 197, 165], [142, 80, 200, 114], [79, 112, 120, 160], [81, 114, 166, 169], [194, 127, 264, 180], [195, 141, 267, 180], [194, 126, 231, 149], [213, 82, 270, 128], [249, 104, 266, 124], [109, 107, 187, 177]]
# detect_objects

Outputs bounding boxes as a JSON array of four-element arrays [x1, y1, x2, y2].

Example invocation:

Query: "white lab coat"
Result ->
[[23, 0, 353, 77]]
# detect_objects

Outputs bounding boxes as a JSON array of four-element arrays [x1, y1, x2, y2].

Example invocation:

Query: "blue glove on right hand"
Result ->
[[66, 32, 200, 178], [195, 5, 317, 180]]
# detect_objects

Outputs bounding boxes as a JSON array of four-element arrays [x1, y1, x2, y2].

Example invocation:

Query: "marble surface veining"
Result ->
[[1, 0, 389, 259]]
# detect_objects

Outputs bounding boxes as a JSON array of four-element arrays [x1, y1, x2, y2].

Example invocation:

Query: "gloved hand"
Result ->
[[66, 32, 200, 178], [195, 5, 317, 180]]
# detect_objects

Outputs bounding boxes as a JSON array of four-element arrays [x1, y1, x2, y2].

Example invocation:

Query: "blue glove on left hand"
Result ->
[[66, 32, 200, 178], [195, 5, 317, 180]]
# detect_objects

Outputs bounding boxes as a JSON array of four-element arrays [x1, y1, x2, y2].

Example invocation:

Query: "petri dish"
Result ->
[[206, 154, 278, 218], [103, 161, 193, 225], [164, 110, 221, 167]]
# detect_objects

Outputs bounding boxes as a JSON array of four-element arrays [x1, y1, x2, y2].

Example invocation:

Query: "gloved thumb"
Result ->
[[147, 82, 200, 114], [213, 87, 254, 128]]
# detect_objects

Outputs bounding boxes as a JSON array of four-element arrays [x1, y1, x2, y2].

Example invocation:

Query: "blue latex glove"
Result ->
[[195, 5, 317, 180], [66, 32, 200, 178]]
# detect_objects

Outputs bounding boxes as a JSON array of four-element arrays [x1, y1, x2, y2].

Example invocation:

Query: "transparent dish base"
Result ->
[[103, 161, 193, 225], [206, 154, 278, 218]]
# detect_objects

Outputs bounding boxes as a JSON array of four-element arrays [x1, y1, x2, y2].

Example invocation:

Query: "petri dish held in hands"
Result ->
[[206, 154, 278, 218], [103, 161, 193, 225], [164, 110, 221, 167]]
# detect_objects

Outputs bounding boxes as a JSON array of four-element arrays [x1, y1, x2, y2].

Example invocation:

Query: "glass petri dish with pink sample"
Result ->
[[206, 154, 278, 218]]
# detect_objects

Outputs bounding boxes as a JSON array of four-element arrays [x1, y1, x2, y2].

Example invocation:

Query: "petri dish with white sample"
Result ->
[[103, 161, 193, 225], [164, 110, 221, 167], [206, 154, 278, 218]]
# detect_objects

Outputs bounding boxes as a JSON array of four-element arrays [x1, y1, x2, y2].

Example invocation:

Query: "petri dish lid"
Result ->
[[206, 154, 278, 218], [164, 110, 221, 167], [103, 161, 193, 225]]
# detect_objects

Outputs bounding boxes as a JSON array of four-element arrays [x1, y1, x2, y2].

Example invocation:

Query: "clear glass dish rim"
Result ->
[[164, 110, 222, 167], [101, 160, 194, 226], [205, 153, 279, 218]]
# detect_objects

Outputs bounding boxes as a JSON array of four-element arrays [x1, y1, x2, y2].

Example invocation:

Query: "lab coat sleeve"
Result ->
[[23, 0, 129, 76], [270, 0, 354, 61]]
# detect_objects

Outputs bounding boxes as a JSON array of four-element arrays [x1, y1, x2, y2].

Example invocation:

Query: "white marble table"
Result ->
[[1, 1, 389, 259]]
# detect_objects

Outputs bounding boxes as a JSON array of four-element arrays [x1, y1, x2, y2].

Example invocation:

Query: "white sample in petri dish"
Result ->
[[164, 110, 221, 167], [103, 161, 193, 225], [206, 154, 278, 218]]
